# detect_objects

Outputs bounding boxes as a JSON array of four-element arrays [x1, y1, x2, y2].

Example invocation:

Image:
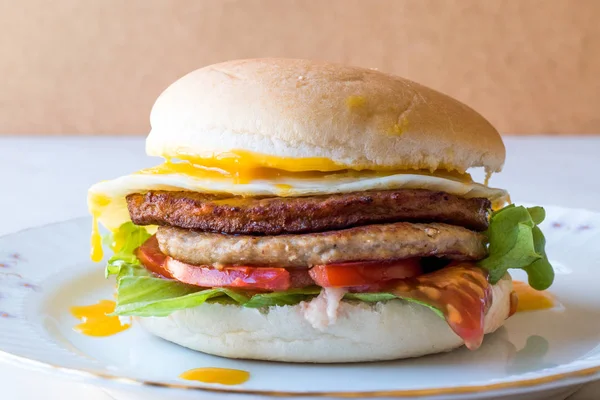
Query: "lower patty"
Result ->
[[137, 234, 480, 292], [156, 221, 487, 267]]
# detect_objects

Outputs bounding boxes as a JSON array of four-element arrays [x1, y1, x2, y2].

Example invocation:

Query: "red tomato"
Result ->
[[137, 236, 423, 291], [309, 259, 422, 288], [136, 235, 172, 278], [136, 235, 311, 291], [166, 259, 294, 291]]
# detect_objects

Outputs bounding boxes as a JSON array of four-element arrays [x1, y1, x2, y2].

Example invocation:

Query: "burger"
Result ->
[[88, 58, 554, 362]]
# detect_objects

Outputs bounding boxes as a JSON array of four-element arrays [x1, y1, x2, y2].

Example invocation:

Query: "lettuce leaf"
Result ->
[[243, 287, 321, 308], [478, 205, 554, 290], [115, 275, 250, 317], [104, 225, 444, 317], [106, 246, 250, 316], [344, 292, 444, 318], [110, 263, 444, 317], [105, 222, 151, 277]]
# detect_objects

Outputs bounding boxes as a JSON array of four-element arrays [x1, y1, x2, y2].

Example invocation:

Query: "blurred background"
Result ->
[[1, 0, 599, 135]]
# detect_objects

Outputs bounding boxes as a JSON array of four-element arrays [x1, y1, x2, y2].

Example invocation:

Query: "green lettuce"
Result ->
[[104, 222, 151, 277], [478, 205, 554, 290], [243, 287, 321, 308], [105, 203, 554, 317], [108, 257, 420, 316], [104, 226, 438, 316], [344, 292, 444, 318]]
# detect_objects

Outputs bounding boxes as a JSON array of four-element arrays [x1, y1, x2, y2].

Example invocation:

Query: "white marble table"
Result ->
[[1, 136, 599, 399]]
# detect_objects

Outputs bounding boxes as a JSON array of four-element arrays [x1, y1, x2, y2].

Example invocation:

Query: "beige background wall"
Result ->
[[1, 0, 599, 135]]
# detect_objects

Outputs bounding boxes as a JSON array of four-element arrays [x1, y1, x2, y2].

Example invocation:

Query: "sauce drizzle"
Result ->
[[390, 263, 492, 350], [70, 300, 130, 337], [180, 368, 250, 385]]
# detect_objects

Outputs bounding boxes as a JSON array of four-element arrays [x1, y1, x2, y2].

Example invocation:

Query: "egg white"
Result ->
[[88, 169, 509, 231]]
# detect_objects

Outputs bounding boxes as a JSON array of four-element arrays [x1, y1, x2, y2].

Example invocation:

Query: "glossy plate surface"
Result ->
[[0, 206, 599, 399]]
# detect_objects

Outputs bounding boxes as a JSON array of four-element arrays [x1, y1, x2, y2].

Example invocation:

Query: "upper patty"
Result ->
[[126, 189, 491, 235]]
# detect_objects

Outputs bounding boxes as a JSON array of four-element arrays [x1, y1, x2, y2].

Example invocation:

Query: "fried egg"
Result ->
[[89, 159, 509, 261]]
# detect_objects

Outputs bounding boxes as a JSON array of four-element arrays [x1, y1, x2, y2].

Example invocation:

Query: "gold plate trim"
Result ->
[[2, 350, 600, 397]]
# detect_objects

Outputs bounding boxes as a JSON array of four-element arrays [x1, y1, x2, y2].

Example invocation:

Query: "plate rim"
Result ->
[[2, 348, 600, 398], [1, 208, 599, 398]]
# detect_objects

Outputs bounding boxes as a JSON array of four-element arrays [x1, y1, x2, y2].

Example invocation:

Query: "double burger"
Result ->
[[88, 58, 553, 362]]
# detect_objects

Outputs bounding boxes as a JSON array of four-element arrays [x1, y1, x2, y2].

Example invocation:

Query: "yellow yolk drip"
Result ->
[[180, 368, 250, 385], [138, 157, 476, 186], [70, 300, 130, 337], [138, 162, 230, 180], [513, 281, 555, 312], [140, 161, 334, 184], [492, 194, 511, 211], [484, 170, 493, 186], [387, 116, 410, 136], [175, 150, 345, 173], [274, 183, 293, 191], [91, 214, 103, 262], [167, 150, 351, 184], [89, 193, 111, 262], [171, 150, 478, 177], [346, 95, 367, 109]]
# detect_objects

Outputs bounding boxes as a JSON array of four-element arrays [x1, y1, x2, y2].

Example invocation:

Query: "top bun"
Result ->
[[147, 58, 505, 173]]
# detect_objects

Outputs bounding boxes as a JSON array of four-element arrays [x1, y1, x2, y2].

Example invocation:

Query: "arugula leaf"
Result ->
[[524, 226, 555, 290], [527, 206, 546, 225], [478, 205, 554, 290]]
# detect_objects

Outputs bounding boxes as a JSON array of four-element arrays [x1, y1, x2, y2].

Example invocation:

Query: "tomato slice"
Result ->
[[136, 235, 172, 278], [167, 259, 294, 291], [136, 235, 312, 291], [309, 259, 422, 288], [137, 236, 423, 291]]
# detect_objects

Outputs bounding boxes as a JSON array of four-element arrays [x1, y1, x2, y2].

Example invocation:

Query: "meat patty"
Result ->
[[127, 189, 491, 234], [156, 222, 487, 268]]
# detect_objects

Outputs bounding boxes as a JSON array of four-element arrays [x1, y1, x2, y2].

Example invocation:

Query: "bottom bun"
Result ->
[[137, 276, 512, 363]]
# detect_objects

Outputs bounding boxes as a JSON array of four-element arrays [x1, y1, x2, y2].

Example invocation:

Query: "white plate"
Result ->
[[0, 206, 599, 400]]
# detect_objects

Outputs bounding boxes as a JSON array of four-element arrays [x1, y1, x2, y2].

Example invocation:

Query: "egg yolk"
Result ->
[[89, 193, 111, 262], [138, 150, 475, 186], [87, 150, 489, 262], [512, 281, 555, 312], [180, 368, 250, 385], [71, 300, 130, 337]]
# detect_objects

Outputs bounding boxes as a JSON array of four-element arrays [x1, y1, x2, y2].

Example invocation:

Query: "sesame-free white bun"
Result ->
[[137, 276, 512, 363], [147, 58, 505, 174]]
